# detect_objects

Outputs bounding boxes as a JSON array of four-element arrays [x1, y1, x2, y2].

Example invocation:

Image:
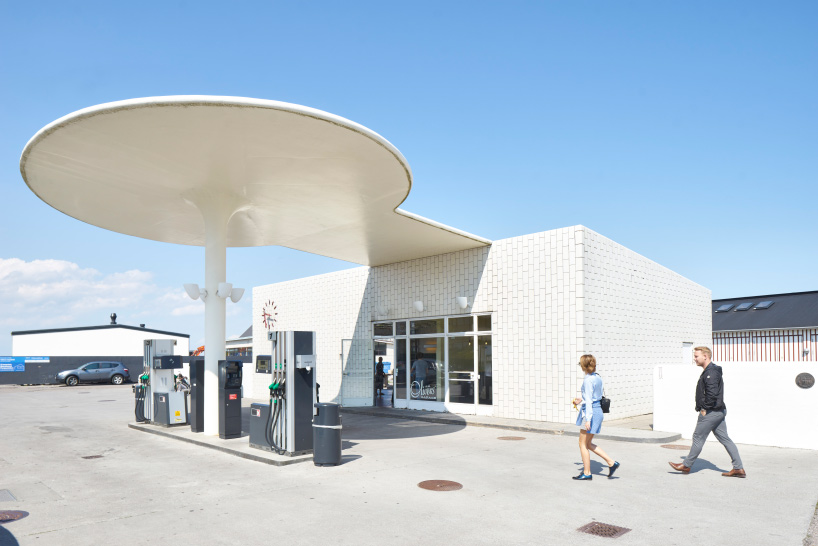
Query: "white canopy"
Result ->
[[20, 96, 490, 265]]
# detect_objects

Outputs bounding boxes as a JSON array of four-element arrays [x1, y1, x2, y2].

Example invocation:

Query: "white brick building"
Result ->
[[248, 225, 711, 423]]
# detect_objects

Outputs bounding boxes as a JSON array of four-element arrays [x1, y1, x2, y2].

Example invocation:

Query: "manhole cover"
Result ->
[[577, 522, 631, 538], [82, 455, 103, 459], [0, 511, 29, 523], [498, 436, 526, 441], [661, 444, 691, 450], [418, 480, 462, 491]]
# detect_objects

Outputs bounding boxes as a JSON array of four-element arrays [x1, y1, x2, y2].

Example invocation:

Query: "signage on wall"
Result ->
[[261, 299, 278, 330], [410, 380, 436, 400], [0, 356, 50, 372], [795, 373, 814, 389]]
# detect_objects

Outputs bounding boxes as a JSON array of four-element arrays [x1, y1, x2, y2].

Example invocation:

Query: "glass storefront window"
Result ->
[[478, 335, 492, 405], [448, 316, 473, 333], [395, 338, 407, 400], [396, 321, 407, 336], [374, 322, 393, 336], [477, 315, 491, 332], [409, 337, 444, 402], [410, 319, 444, 335]]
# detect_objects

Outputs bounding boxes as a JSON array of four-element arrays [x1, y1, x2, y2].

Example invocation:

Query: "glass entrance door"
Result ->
[[447, 336, 476, 413]]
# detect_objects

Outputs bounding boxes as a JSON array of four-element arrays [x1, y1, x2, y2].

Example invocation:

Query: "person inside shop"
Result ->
[[375, 357, 385, 396]]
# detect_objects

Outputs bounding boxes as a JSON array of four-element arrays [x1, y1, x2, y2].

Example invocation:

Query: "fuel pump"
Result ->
[[132, 339, 187, 426], [249, 331, 317, 455], [218, 360, 243, 439]]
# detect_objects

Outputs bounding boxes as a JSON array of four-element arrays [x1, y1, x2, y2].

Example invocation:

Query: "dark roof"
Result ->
[[712, 291, 818, 331], [240, 325, 252, 338], [11, 324, 189, 338]]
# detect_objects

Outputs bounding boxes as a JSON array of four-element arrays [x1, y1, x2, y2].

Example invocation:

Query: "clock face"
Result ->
[[261, 299, 277, 330]]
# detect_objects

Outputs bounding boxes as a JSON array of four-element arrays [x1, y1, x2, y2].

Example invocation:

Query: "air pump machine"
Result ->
[[249, 331, 317, 455], [133, 339, 187, 426]]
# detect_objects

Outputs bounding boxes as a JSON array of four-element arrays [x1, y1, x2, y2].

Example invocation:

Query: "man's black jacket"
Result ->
[[695, 363, 726, 412]]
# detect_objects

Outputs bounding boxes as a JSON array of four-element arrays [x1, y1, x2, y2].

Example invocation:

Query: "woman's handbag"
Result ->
[[597, 373, 611, 413]]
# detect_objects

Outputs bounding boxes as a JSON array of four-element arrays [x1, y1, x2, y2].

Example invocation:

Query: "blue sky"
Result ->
[[1, 1, 816, 354]]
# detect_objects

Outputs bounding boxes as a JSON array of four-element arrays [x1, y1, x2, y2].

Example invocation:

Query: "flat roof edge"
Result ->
[[11, 324, 190, 338]]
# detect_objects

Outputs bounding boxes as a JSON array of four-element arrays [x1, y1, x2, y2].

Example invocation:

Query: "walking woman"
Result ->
[[572, 354, 620, 480]]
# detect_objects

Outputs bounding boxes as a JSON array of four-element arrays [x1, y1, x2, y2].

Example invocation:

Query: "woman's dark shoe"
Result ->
[[572, 472, 592, 480], [608, 461, 620, 478]]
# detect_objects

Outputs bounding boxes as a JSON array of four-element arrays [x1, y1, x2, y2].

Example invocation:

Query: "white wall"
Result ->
[[582, 228, 712, 418], [654, 363, 818, 450], [12, 328, 189, 357], [252, 226, 711, 423], [250, 268, 370, 402]]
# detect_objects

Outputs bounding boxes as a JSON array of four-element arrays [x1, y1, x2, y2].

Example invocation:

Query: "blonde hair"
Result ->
[[579, 354, 597, 374], [693, 346, 712, 359]]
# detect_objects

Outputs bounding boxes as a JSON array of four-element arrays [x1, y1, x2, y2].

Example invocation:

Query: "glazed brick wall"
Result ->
[[251, 225, 711, 422]]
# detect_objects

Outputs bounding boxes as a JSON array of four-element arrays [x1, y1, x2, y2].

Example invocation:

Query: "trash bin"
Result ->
[[312, 402, 342, 466]]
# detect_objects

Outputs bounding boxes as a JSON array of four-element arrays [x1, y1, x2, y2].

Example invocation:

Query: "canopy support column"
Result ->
[[203, 214, 228, 436]]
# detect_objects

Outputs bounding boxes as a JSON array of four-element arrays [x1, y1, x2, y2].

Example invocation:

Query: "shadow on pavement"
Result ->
[[340, 412, 467, 441], [0, 525, 20, 546]]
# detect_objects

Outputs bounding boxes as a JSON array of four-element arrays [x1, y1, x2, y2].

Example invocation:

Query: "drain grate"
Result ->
[[418, 480, 462, 491], [0, 490, 16, 502], [577, 522, 631, 539], [661, 444, 691, 450], [82, 455, 103, 459], [0, 511, 29, 524], [498, 436, 526, 441]]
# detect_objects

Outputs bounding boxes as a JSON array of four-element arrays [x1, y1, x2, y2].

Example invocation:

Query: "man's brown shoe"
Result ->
[[722, 468, 746, 478], [668, 462, 691, 473]]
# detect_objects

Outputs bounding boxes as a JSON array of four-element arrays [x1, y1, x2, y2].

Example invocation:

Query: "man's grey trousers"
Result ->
[[684, 409, 743, 469]]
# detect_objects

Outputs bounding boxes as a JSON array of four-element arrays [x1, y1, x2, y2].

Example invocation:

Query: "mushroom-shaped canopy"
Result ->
[[20, 96, 489, 266]]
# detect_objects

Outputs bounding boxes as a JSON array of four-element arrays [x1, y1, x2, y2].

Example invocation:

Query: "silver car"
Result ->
[[56, 362, 130, 386]]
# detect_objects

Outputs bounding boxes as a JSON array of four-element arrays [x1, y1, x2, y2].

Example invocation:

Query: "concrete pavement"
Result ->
[[1, 384, 816, 546]]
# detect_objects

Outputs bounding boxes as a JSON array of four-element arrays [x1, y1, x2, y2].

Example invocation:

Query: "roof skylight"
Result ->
[[735, 302, 753, 311], [715, 304, 734, 312], [754, 301, 774, 309]]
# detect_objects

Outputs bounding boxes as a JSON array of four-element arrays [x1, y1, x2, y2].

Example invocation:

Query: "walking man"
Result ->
[[669, 346, 746, 477]]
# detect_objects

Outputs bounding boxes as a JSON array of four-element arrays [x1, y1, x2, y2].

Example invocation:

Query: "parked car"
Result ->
[[56, 362, 130, 386]]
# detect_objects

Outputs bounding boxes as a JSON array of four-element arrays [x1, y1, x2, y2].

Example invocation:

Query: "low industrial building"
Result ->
[[247, 225, 711, 423], [712, 291, 818, 362], [11, 314, 189, 357]]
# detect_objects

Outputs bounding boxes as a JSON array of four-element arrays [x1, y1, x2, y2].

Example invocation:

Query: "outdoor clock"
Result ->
[[261, 299, 277, 330]]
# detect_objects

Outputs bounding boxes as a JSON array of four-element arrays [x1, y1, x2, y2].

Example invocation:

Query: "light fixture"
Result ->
[[413, 300, 424, 312], [217, 282, 233, 299], [456, 296, 468, 310], [184, 283, 244, 303], [184, 283, 207, 301], [229, 288, 245, 303]]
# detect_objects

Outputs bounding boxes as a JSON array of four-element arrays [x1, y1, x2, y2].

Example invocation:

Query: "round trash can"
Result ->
[[313, 402, 342, 466]]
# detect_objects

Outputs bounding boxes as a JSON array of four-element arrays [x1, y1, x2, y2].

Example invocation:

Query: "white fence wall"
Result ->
[[653, 362, 818, 450], [713, 328, 818, 362]]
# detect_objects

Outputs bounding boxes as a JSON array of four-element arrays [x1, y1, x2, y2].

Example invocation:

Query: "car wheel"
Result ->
[[111, 374, 124, 385], [65, 376, 79, 386]]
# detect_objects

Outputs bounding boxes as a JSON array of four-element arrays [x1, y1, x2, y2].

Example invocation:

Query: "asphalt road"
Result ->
[[1, 384, 816, 546]]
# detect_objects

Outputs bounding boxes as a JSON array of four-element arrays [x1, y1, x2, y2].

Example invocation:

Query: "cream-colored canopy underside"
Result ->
[[20, 96, 490, 266]]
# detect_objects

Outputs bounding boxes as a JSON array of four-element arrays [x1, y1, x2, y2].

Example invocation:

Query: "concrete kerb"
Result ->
[[127, 422, 312, 466], [338, 407, 682, 444]]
